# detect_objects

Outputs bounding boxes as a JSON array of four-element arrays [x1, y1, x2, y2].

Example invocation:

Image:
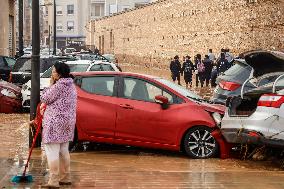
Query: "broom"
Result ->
[[11, 103, 46, 183]]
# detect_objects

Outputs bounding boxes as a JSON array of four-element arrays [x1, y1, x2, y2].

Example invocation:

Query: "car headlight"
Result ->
[[212, 112, 222, 127], [0, 88, 17, 99]]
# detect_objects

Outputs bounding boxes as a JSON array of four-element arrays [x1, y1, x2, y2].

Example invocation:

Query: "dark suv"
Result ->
[[0, 56, 16, 81], [10, 56, 76, 86]]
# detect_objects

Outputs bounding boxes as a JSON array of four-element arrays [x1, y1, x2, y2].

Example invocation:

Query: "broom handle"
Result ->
[[23, 118, 42, 177]]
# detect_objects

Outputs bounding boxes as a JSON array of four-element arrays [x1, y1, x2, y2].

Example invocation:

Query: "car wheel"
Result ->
[[183, 126, 218, 159]]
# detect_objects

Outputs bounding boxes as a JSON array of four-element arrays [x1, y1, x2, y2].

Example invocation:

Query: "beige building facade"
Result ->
[[0, 0, 16, 56], [87, 0, 284, 67]]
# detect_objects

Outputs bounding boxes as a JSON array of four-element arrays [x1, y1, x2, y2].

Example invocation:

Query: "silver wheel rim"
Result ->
[[187, 129, 216, 158]]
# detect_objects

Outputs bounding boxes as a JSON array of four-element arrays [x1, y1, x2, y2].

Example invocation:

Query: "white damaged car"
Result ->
[[221, 50, 284, 148]]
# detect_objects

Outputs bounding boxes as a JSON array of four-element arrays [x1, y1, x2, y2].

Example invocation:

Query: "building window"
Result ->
[[67, 21, 74, 31], [67, 5, 74, 15], [91, 3, 105, 17], [56, 6, 63, 15], [57, 22, 63, 32], [109, 4, 117, 15]]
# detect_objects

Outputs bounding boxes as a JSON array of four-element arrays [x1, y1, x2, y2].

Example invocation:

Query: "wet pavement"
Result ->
[[1, 63, 284, 188]]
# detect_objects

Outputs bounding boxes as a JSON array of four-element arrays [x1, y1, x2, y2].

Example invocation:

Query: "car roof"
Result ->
[[73, 71, 160, 79], [66, 60, 92, 65]]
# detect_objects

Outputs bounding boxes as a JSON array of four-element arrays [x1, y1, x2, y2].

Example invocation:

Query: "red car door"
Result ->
[[76, 75, 117, 141], [115, 76, 181, 146]]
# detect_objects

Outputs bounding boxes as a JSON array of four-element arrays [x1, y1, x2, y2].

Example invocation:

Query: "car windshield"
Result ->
[[41, 63, 89, 78], [79, 54, 107, 61], [103, 54, 115, 62], [155, 78, 203, 101], [224, 60, 252, 76], [12, 58, 30, 71]]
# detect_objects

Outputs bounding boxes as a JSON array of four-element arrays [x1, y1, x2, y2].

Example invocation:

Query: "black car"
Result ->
[[10, 56, 76, 86], [212, 57, 284, 105], [0, 56, 16, 81]]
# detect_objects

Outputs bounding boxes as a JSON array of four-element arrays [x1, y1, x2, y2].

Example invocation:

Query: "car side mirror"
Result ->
[[155, 95, 169, 109]]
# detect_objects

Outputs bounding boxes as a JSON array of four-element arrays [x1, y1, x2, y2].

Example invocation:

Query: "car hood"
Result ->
[[0, 80, 21, 94], [244, 50, 284, 78], [199, 102, 225, 114]]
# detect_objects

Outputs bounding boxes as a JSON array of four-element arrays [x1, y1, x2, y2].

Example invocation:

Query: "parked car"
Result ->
[[40, 48, 62, 56], [221, 50, 284, 148], [63, 48, 77, 56], [103, 54, 122, 71], [21, 60, 120, 108], [103, 54, 116, 63], [0, 56, 16, 81], [71, 71, 229, 159], [23, 47, 32, 56], [10, 56, 76, 87], [76, 53, 109, 62], [212, 57, 284, 105], [0, 79, 22, 113]]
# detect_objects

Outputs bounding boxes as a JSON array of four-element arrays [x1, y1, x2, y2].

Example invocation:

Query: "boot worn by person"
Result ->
[[59, 172, 72, 185], [41, 173, 60, 188]]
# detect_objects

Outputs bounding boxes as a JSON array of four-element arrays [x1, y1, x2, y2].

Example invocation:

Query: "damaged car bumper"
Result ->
[[221, 128, 284, 148]]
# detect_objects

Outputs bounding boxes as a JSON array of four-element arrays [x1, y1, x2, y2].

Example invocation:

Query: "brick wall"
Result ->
[[89, 0, 284, 68]]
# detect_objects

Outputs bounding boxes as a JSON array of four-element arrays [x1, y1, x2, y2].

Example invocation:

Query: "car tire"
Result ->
[[183, 126, 219, 159]]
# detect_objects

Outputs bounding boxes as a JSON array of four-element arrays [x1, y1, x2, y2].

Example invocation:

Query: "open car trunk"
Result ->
[[228, 50, 284, 116], [228, 94, 261, 117]]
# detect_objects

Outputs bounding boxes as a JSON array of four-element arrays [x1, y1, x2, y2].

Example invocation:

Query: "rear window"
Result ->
[[41, 63, 89, 78], [224, 61, 252, 76], [275, 78, 284, 90], [13, 57, 75, 73], [89, 64, 114, 71]]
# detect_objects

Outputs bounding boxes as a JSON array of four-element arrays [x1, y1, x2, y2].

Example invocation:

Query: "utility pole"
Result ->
[[30, 0, 41, 147], [53, 0, 56, 55], [49, 25, 51, 55], [18, 0, 24, 57]]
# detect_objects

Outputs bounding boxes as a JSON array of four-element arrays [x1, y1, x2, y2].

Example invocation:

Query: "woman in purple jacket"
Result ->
[[40, 62, 77, 188]]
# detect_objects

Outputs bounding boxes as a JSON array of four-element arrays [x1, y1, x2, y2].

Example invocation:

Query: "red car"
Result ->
[[0, 80, 22, 113], [72, 72, 229, 159]]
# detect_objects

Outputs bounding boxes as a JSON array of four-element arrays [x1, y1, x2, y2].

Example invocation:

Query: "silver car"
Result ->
[[221, 50, 284, 148]]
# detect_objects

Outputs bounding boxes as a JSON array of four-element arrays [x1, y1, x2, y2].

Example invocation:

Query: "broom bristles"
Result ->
[[11, 174, 33, 183]]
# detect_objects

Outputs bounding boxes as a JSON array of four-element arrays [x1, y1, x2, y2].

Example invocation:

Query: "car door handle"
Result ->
[[119, 104, 134, 109]]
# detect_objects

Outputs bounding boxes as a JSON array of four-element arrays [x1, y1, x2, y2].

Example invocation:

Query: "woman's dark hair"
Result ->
[[53, 62, 71, 78]]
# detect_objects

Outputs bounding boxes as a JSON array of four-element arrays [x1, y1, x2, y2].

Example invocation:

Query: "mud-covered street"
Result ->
[[1, 64, 284, 189]]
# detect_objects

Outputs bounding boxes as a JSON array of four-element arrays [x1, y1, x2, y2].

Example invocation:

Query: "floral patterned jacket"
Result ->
[[40, 78, 77, 144]]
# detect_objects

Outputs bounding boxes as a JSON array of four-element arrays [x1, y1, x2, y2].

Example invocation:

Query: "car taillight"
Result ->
[[8, 72, 12, 83], [219, 80, 241, 91], [257, 94, 284, 108]]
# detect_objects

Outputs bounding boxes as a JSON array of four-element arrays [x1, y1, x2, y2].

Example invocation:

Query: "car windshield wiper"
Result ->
[[186, 96, 214, 104], [186, 96, 204, 103]]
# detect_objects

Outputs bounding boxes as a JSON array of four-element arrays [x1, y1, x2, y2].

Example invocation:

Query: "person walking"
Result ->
[[181, 55, 194, 88], [208, 49, 216, 62], [40, 62, 77, 188], [195, 54, 205, 87], [225, 48, 234, 65], [170, 55, 181, 85], [203, 55, 213, 87], [217, 52, 229, 75]]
